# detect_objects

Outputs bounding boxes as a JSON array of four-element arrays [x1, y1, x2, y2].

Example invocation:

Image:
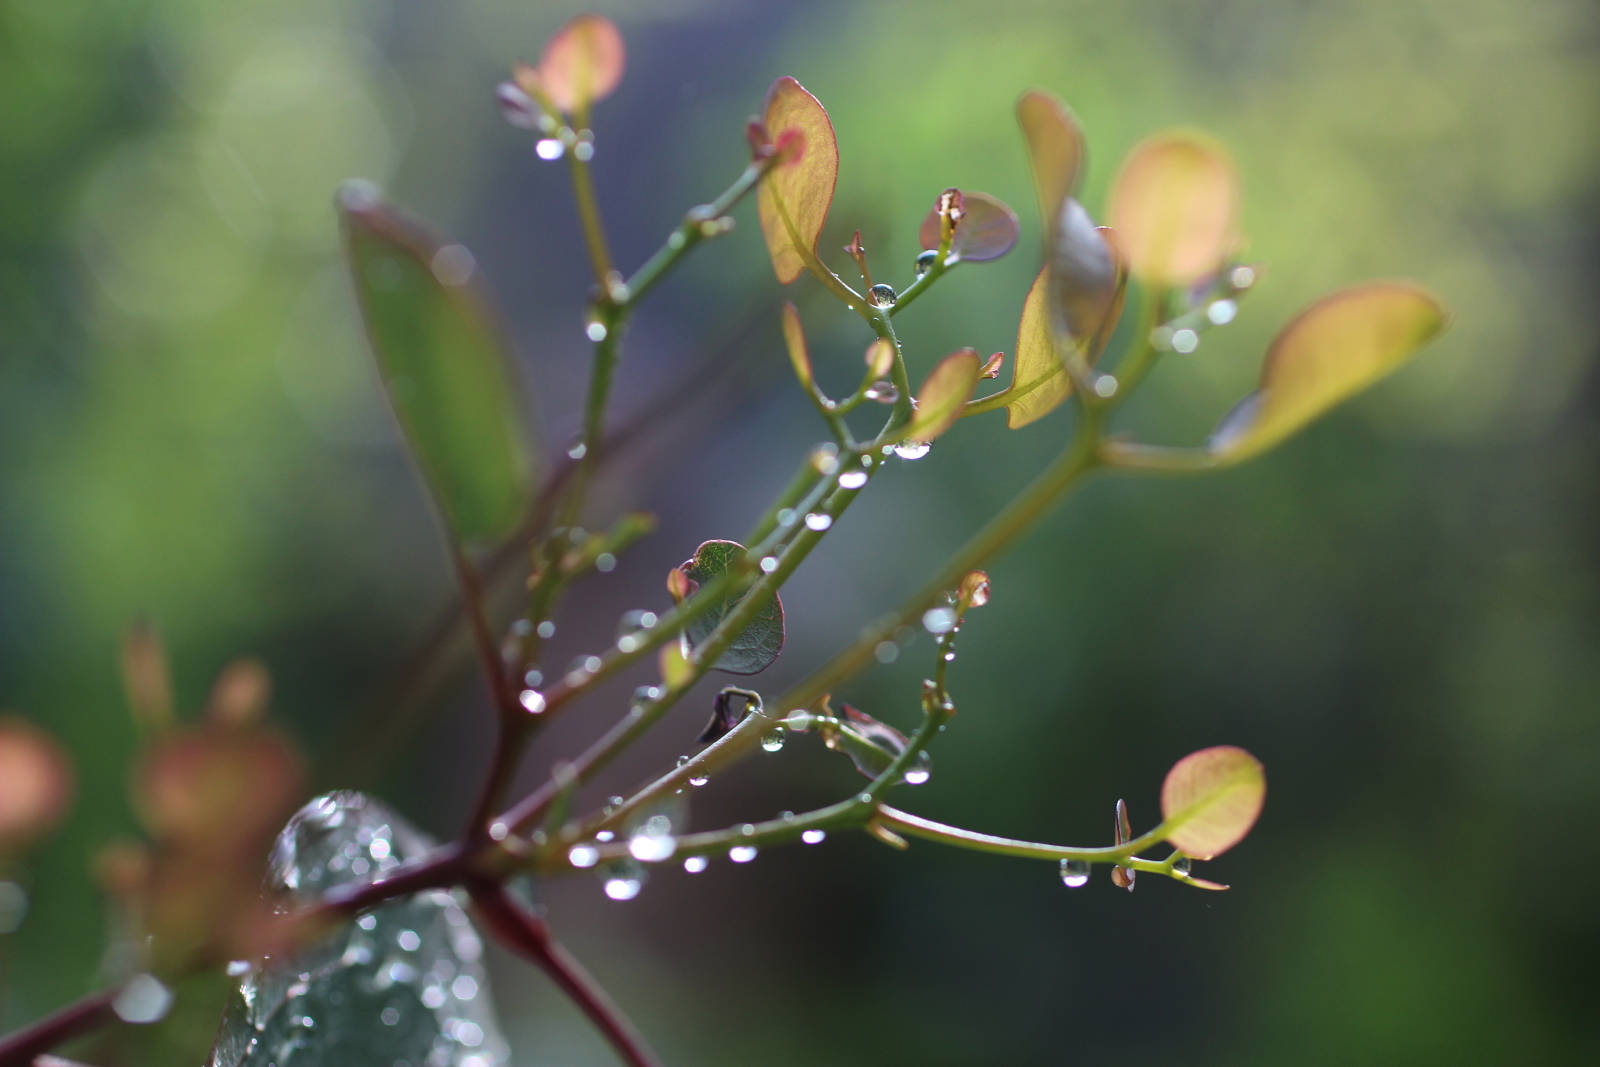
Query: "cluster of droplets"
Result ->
[[1150, 263, 1257, 355]]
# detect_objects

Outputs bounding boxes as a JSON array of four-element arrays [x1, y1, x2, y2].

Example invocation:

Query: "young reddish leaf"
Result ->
[[206, 659, 271, 727], [678, 540, 784, 675], [757, 77, 839, 284], [865, 338, 895, 380], [781, 302, 814, 390], [900, 349, 983, 444], [0, 716, 74, 848], [1159, 745, 1266, 859], [340, 181, 537, 544], [958, 571, 991, 609], [1005, 269, 1070, 428], [697, 688, 756, 745], [1210, 283, 1448, 463], [1016, 90, 1086, 232], [918, 190, 1021, 262], [135, 727, 304, 853], [1108, 133, 1239, 286], [980, 352, 1004, 379], [537, 14, 625, 113]]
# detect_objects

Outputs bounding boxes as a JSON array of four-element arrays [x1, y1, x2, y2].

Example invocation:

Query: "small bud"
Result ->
[[958, 571, 991, 610], [980, 352, 1005, 379], [666, 567, 695, 602], [865, 819, 909, 850]]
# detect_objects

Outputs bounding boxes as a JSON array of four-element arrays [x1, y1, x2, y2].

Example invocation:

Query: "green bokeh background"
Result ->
[[2, 0, 1596, 1064]]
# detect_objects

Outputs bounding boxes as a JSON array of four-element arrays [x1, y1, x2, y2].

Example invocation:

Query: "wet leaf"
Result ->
[[1016, 90, 1085, 233], [781, 302, 813, 391], [1209, 283, 1448, 463], [822, 706, 928, 784], [1108, 133, 1239, 286], [697, 688, 757, 745], [918, 190, 1020, 262], [0, 716, 74, 848], [537, 14, 625, 113], [210, 793, 508, 1067], [900, 349, 982, 444], [1159, 745, 1266, 860], [757, 77, 839, 284], [1049, 203, 1122, 349], [676, 541, 784, 675], [340, 182, 536, 544], [1006, 268, 1069, 428]]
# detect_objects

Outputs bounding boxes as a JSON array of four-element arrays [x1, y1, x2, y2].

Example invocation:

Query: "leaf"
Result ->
[[900, 349, 982, 443], [676, 540, 784, 675], [0, 716, 74, 848], [340, 181, 537, 544], [757, 77, 839, 284], [1159, 746, 1266, 859], [1016, 90, 1085, 233], [822, 705, 929, 784], [865, 338, 895, 379], [697, 688, 757, 745], [1049, 202, 1123, 349], [210, 793, 507, 1067], [1006, 268, 1069, 428], [918, 190, 1020, 262], [781, 302, 813, 390], [206, 659, 271, 727], [659, 641, 694, 690], [1209, 283, 1448, 463], [135, 727, 304, 852], [537, 14, 625, 113], [1108, 133, 1239, 287]]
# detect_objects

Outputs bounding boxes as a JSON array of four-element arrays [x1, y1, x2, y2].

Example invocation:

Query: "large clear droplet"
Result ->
[[1059, 859, 1091, 888], [914, 249, 939, 276], [892, 441, 932, 460], [601, 861, 645, 901], [728, 846, 758, 863], [1173, 856, 1192, 876], [568, 844, 600, 868], [867, 283, 898, 308], [683, 855, 709, 873], [864, 381, 899, 405], [838, 470, 869, 490], [804, 513, 833, 531], [922, 607, 958, 634], [903, 751, 931, 785], [209, 792, 508, 1067], [801, 829, 826, 845], [535, 138, 565, 161], [760, 728, 786, 753], [627, 815, 678, 863]]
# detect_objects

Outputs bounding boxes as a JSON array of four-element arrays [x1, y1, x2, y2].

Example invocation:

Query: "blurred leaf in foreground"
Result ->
[[1109, 133, 1239, 287], [1160, 746, 1266, 859]]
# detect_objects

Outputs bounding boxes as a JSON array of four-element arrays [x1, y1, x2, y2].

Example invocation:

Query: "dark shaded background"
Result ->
[[3, 0, 1598, 1064]]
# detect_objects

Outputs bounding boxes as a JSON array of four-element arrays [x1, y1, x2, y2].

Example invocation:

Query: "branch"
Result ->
[[0, 992, 117, 1067]]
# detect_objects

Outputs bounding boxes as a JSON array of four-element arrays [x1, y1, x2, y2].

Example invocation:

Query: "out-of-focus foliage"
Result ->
[[1, 1, 1596, 1066]]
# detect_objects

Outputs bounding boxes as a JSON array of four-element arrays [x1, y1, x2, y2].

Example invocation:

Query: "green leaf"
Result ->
[[339, 182, 536, 544], [1159, 746, 1266, 859], [1210, 282, 1448, 463], [676, 540, 784, 675], [899, 349, 982, 444], [757, 77, 839, 284], [917, 190, 1020, 262], [1015, 90, 1085, 235], [821, 705, 929, 784], [781, 302, 813, 390], [1108, 133, 1239, 286], [1005, 268, 1069, 428]]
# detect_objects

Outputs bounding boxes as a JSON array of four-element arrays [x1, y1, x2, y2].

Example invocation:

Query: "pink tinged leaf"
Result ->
[[1159, 745, 1266, 860], [918, 190, 1020, 263], [865, 338, 895, 379], [1209, 283, 1448, 464], [538, 14, 626, 112], [757, 77, 839, 284], [1016, 90, 1086, 234], [0, 716, 74, 847], [496, 81, 544, 129], [1049, 200, 1122, 352], [900, 349, 983, 443], [781, 302, 814, 390], [678, 540, 784, 675], [1109, 133, 1240, 287]]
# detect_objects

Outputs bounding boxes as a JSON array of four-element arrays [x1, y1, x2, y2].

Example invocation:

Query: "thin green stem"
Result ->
[[876, 806, 1170, 864], [567, 142, 615, 289], [626, 160, 769, 306]]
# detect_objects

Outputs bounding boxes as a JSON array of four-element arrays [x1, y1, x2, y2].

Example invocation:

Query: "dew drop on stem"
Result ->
[[535, 138, 565, 160], [922, 607, 958, 634], [865, 381, 899, 404], [892, 441, 932, 460], [760, 728, 786, 753], [868, 283, 898, 308], [1060, 859, 1091, 887], [1173, 856, 1192, 876], [804, 512, 833, 531], [914, 249, 939, 276], [1207, 299, 1237, 325], [568, 844, 600, 868], [683, 855, 708, 873], [802, 829, 826, 844], [838, 470, 868, 489], [728, 846, 758, 863]]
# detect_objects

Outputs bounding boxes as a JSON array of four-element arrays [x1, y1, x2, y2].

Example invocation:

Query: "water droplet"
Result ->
[[776, 507, 798, 527], [617, 610, 658, 639], [892, 441, 931, 460], [535, 138, 565, 160], [805, 513, 833, 531], [683, 855, 708, 873], [488, 821, 509, 841], [603, 873, 642, 900], [914, 249, 939, 275], [904, 756, 931, 785], [595, 552, 617, 572], [942, 650, 956, 662], [1173, 856, 1192, 876], [537, 620, 557, 639], [573, 140, 595, 163], [568, 844, 600, 868], [760, 555, 779, 573], [1229, 265, 1256, 289], [868, 283, 898, 308], [566, 441, 587, 460], [586, 320, 608, 342], [802, 829, 826, 844], [1207, 299, 1237, 325], [760, 728, 786, 752], [838, 470, 868, 489], [689, 774, 709, 787], [1171, 328, 1200, 353], [628, 822, 677, 862], [810, 443, 841, 474], [874, 641, 899, 664], [922, 607, 957, 634], [1060, 859, 1091, 887], [113, 974, 173, 1024], [397, 929, 421, 952], [865, 380, 899, 404], [430, 244, 476, 287], [381, 1006, 401, 1025], [1093, 375, 1119, 398], [357, 914, 378, 931], [728, 846, 758, 863], [518, 689, 546, 715]]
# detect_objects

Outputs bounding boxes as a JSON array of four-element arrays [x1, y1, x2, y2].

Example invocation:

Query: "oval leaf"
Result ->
[[1049, 201, 1122, 353], [1016, 90, 1085, 233], [822, 705, 929, 784], [1160, 746, 1266, 859], [538, 14, 625, 113], [1005, 268, 1069, 428], [901, 349, 982, 444], [677, 540, 784, 675], [0, 716, 74, 847], [757, 77, 839, 284], [1108, 133, 1239, 287], [918, 190, 1020, 262], [1210, 283, 1448, 463], [781, 302, 813, 390], [135, 727, 304, 850], [340, 181, 537, 544]]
